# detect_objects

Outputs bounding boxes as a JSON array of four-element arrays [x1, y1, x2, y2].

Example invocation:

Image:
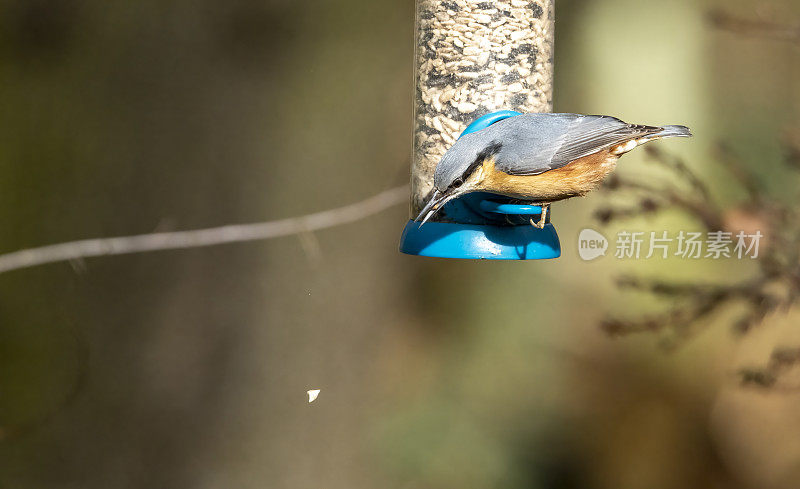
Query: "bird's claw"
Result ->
[[529, 204, 549, 229]]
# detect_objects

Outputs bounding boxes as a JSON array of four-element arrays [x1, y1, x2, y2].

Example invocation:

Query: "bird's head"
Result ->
[[414, 136, 503, 225]]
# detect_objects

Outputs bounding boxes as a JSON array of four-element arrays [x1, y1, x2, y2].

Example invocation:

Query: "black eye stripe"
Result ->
[[450, 140, 503, 189]]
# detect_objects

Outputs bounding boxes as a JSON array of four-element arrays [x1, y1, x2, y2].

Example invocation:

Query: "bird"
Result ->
[[415, 113, 692, 228]]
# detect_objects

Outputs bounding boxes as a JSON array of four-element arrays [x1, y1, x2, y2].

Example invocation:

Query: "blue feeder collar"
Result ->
[[479, 200, 543, 216], [399, 110, 561, 260]]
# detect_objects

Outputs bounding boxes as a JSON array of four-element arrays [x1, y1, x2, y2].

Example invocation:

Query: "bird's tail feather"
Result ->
[[657, 125, 692, 138]]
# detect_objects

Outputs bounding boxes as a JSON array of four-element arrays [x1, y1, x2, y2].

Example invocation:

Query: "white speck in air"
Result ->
[[307, 389, 321, 403]]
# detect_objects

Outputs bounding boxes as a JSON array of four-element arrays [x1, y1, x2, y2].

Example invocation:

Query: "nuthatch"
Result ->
[[415, 113, 692, 227]]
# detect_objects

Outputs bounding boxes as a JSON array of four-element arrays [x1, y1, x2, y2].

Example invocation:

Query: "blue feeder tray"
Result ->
[[399, 110, 561, 260]]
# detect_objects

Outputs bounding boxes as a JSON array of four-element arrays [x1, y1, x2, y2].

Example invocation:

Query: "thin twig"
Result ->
[[645, 146, 713, 204], [713, 142, 762, 203], [601, 175, 723, 230], [0, 186, 408, 275]]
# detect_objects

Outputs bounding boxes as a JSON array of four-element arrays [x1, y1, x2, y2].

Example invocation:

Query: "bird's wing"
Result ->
[[491, 114, 662, 176]]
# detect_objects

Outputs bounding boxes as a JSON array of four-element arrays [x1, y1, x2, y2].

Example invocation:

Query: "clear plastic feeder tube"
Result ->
[[411, 0, 555, 217]]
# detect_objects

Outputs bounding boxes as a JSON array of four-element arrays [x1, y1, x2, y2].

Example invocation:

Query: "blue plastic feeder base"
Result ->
[[399, 220, 560, 260]]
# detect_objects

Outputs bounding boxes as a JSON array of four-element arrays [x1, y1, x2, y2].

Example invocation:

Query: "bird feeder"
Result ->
[[399, 0, 559, 259]]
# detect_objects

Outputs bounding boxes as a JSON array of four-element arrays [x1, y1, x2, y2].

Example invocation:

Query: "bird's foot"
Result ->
[[529, 203, 549, 229]]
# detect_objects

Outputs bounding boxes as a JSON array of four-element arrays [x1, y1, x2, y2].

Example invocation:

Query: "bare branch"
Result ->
[[0, 186, 408, 275]]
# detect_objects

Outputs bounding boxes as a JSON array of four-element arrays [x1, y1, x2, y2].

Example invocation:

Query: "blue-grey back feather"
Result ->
[[433, 113, 689, 191]]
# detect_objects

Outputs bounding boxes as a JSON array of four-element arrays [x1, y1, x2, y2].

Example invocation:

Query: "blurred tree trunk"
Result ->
[[0, 1, 415, 488]]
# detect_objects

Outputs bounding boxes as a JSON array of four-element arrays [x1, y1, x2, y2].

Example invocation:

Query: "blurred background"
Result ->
[[1, 0, 799, 488]]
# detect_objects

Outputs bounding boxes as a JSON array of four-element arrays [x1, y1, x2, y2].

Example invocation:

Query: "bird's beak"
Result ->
[[414, 188, 462, 226]]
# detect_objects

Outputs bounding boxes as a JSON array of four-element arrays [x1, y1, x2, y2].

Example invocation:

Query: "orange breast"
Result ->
[[479, 150, 619, 202]]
